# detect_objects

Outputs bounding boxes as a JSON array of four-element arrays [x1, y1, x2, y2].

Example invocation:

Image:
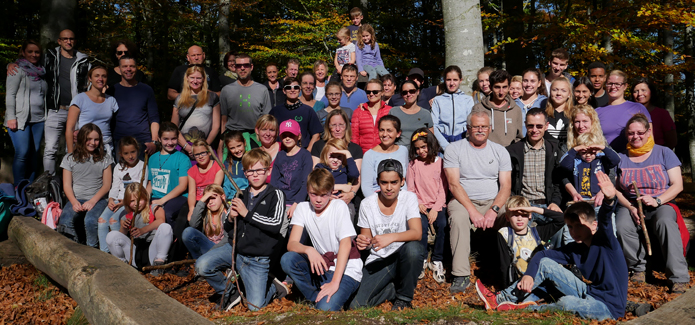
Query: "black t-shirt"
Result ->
[[311, 139, 364, 160], [593, 90, 609, 108], [59, 55, 77, 106], [167, 64, 221, 93]]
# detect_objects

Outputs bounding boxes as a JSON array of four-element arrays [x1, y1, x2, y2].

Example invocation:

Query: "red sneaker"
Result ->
[[497, 300, 537, 311], [475, 279, 498, 310]]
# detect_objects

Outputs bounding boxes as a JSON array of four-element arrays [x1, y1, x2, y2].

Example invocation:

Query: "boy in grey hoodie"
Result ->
[[471, 70, 523, 146]]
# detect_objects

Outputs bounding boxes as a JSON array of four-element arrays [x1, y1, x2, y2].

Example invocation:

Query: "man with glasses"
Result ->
[[443, 109, 512, 294], [6, 29, 91, 175], [220, 53, 273, 151], [167, 45, 221, 100], [320, 64, 367, 111], [472, 69, 523, 146]]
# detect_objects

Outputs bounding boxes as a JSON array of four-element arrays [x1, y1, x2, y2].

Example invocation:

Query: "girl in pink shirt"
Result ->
[[406, 128, 447, 283]]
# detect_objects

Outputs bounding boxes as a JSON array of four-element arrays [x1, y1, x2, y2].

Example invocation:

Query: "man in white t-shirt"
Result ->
[[444, 109, 512, 294], [281, 168, 362, 311], [350, 159, 424, 311]]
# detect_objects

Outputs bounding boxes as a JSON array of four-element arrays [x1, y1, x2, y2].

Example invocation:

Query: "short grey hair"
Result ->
[[466, 109, 491, 127]]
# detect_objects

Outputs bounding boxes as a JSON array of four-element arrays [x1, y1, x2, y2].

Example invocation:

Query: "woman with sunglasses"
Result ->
[[351, 79, 392, 153], [107, 39, 145, 87], [389, 81, 433, 147], [269, 77, 323, 152], [430, 65, 474, 150]]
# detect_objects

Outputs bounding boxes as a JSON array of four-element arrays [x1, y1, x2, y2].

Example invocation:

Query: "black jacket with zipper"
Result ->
[[506, 136, 563, 206], [44, 47, 90, 111]]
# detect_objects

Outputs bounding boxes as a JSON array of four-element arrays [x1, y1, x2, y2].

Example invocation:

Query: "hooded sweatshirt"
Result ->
[[430, 91, 474, 150], [472, 94, 523, 146]]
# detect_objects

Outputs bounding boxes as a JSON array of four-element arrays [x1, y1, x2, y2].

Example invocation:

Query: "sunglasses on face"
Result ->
[[116, 51, 129, 56], [526, 124, 545, 130], [235, 63, 252, 69], [366, 90, 381, 95], [400, 89, 418, 96], [284, 85, 301, 90]]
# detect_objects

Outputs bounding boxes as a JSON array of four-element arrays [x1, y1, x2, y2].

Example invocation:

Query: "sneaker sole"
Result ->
[[224, 294, 242, 311], [475, 281, 494, 310], [273, 278, 290, 299]]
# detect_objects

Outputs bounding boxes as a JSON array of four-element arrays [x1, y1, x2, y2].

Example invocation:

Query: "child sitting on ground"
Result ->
[[496, 196, 564, 288], [182, 184, 228, 259], [315, 138, 359, 220], [281, 168, 363, 311], [195, 149, 288, 311], [476, 171, 627, 321]]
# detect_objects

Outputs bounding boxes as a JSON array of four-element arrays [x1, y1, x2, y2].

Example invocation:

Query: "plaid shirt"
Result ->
[[521, 140, 546, 201]]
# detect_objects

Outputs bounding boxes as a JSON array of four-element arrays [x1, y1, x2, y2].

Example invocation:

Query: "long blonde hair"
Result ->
[[546, 77, 574, 118], [203, 184, 227, 238], [123, 183, 151, 225], [567, 104, 606, 149], [179, 65, 209, 109]]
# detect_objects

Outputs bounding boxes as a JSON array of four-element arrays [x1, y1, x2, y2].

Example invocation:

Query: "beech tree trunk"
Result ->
[[39, 0, 76, 48], [685, 26, 695, 178], [663, 26, 675, 118], [218, 0, 231, 73], [442, 0, 485, 94]]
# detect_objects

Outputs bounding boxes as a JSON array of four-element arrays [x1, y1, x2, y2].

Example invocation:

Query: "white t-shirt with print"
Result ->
[[357, 191, 421, 265], [291, 200, 363, 282]]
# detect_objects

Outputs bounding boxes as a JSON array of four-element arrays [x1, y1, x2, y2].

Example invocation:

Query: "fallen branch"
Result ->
[[632, 181, 653, 256], [142, 259, 196, 272]]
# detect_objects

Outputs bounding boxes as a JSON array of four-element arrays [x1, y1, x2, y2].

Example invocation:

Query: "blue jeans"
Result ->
[[182, 227, 215, 259], [497, 257, 614, 320], [350, 240, 424, 309], [362, 64, 390, 80], [58, 198, 108, 248], [196, 244, 276, 311], [97, 205, 125, 252], [8, 122, 44, 186], [420, 209, 447, 262], [280, 252, 360, 311]]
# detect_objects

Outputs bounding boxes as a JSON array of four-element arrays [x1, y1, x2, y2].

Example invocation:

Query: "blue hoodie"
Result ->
[[515, 94, 548, 135], [430, 91, 474, 149]]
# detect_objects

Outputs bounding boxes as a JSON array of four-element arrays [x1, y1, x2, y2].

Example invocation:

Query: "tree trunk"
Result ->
[[663, 26, 675, 119], [685, 26, 695, 178], [39, 0, 76, 49], [218, 0, 231, 74], [442, 0, 484, 94]]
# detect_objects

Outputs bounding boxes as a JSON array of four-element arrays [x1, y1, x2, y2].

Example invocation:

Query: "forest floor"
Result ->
[[1, 193, 694, 325]]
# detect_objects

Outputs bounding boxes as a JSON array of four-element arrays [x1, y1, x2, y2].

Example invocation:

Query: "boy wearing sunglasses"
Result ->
[[269, 77, 323, 152]]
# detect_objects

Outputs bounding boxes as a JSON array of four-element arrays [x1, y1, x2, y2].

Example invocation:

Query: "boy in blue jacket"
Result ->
[[476, 170, 627, 320]]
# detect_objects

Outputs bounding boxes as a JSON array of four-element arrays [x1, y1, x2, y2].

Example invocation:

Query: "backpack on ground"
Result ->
[[25, 172, 64, 218]]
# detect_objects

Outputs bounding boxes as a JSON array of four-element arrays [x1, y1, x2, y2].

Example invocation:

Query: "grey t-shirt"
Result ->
[[389, 106, 434, 147], [175, 91, 220, 143], [443, 139, 511, 201], [59, 55, 77, 106], [29, 78, 46, 122], [60, 153, 113, 201], [220, 81, 272, 131]]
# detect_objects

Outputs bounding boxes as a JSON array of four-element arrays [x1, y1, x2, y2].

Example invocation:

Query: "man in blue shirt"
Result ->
[[320, 64, 366, 111]]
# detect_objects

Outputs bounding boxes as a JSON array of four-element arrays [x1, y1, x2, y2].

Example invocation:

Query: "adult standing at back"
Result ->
[[5, 40, 47, 185], [595, 70, 651, 152], [219, 53, 273, 151], [172, 65, 220, 157], [631, 78, 676, 149], [389, 81, 433, 147], [320, 64, 367, 111], [587, 62, 609, 108], [106, 40, 145, 88], [351, 79, 392, 153], [515, 68, 548, 135], [543, 48, 574, 95], [388, 68, 435, 110], [7, 29, 91, 175], [431, 65, 474, 150], [472, 69, 523, 146], [298, 71, 326, 112], [167, 45, 221, 101], [108, 55, 159, 159]]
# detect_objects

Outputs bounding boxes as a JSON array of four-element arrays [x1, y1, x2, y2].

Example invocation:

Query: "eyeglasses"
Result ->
[[525, 124, 545, 130], [606, 82, 625, 88], [468, 125, 490, 131], [59, 37, 75, 41], [400, 89, 418, 96], [245, 168, 268, 176], [193, 151, 209, 158], [283, 85, 301, 90], [626, 130, 648, 137], [326, 92, 342, 98], [329, 123, 346, 130], [366, 90, 381, 95], [235, 63, 252, 69], [116, 51, 129, 56]]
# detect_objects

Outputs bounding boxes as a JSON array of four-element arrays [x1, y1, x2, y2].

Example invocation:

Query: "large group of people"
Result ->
[[3, 6, 688, 321]]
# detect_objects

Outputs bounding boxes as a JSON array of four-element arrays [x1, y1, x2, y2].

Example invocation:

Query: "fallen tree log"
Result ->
[[8, 216, 213, 325], [625, 287, 695, 325]]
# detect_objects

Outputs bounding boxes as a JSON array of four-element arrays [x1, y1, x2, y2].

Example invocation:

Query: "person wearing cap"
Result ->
[[443, 109, 512, 294], [270, 77, 323, 152], [270, 119, 313, 219], [388, 68, 436, 110], [350, 159, 424, 311]]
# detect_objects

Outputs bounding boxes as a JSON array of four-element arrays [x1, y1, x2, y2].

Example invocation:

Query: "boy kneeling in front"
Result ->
[[350, 159, 424, 311], [281, 168, 362, 311], [476, 171, 627, 320]]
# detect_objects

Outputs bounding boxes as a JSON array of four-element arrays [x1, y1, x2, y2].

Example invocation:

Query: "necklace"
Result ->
[[158, 152, 173, 169]]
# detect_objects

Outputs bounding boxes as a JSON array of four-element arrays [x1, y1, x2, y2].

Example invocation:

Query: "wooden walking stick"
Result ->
[[129, 153, 149, 266], [632, 181, 653, 256], [204, 144, 256, 310]]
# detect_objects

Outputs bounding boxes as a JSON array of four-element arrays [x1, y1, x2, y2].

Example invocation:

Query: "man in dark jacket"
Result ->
[[506, 107, 562, 215]]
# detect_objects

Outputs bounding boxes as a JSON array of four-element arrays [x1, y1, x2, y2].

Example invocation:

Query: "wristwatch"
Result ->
[[491, 205, 500, 213], [655, 197, 662, 206], [152, 140, 160, 147]]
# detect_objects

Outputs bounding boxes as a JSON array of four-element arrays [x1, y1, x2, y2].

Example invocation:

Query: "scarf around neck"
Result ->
[[16, 58, 45, 81], [627, 135, 655, 157]]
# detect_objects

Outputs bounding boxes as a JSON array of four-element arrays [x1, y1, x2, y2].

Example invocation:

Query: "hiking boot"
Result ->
[[497, 301, 537, 311], [419, 259, 427, 279], [272, 277, 290, 300], [391, 299, 412, 311], [149, 260, 165, 276], [221, 288, 241, 311], [671, 282, 689, 294], [630, 271, 646, 283], [626, 301, 653, 316], [475, 279, 498, 310], [450, 276, 470, 294], [429, 261, 446, 284]]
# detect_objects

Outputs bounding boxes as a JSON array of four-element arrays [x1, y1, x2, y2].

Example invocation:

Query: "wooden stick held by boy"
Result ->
[[631, 181, 653, 256], [129, 152, 149, 266]]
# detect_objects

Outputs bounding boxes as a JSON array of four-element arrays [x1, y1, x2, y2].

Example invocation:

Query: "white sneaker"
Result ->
[[418, 259, 427, 279], [429, 261, 445, 283]]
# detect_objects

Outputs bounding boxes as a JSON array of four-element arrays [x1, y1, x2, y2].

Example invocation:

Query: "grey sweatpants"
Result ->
[[615, 204, 689, 283]]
